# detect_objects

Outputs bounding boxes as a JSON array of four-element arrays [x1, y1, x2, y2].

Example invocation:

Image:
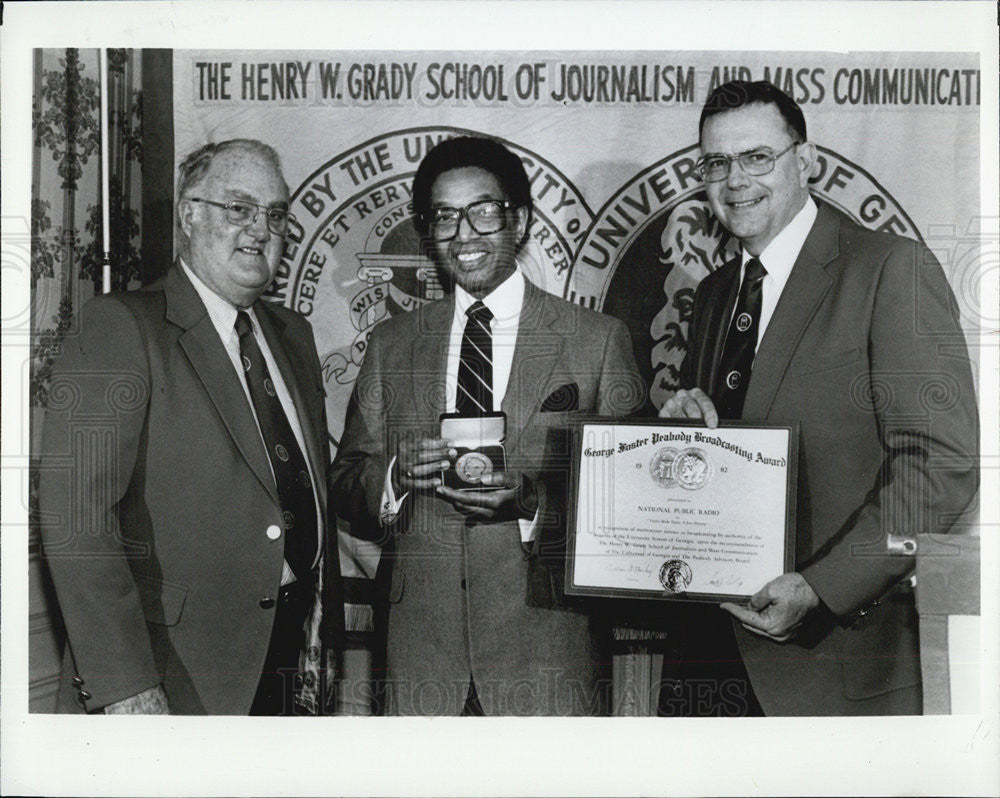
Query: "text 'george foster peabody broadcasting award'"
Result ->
[[566, 420, 797, 602]]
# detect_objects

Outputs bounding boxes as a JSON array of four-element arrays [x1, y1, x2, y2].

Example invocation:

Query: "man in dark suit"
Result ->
[[329, 136, 644, 715], [38, 139, 344, 714], [659, 81, 978, 715]]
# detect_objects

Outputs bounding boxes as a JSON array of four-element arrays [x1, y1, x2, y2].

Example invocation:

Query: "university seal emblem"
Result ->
[[265, 127, 592, 448]]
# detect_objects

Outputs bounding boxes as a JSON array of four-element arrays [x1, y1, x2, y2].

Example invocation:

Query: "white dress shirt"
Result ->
[[381, 269, 538, 542], [180, 259, 322, 584], [737, 197, 818, 353]]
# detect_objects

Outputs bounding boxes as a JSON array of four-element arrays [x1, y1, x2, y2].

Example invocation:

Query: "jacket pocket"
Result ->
[[134, 574, 188, 627], [791, 346, 863, 376], [541, 382, 580, 412], [838, 590, 921, 701]]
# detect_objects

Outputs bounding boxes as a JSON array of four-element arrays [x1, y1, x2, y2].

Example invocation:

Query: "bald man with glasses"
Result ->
[[38, 139, 344, 715]]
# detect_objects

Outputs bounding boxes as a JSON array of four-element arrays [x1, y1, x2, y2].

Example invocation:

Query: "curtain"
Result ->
[[30, 47, 143, 409], [28, 47, 144, 711]]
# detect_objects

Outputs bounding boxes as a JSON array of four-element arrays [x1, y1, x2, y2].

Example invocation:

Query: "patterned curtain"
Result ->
[[30, 47, 143, 410], [29, 48, 144, 710]]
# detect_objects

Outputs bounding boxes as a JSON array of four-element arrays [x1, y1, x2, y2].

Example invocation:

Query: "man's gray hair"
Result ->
[[176, 139, 286, 200], [174, 139, 288, 252]]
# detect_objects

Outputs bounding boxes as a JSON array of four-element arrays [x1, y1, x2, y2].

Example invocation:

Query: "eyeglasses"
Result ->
[[426, 199, 516, 241], [186, 197, 295, 235], [695, 141, 801, 183]]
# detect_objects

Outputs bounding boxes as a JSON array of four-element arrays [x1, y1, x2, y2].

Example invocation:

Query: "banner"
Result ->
[[175, 49, 980, 450]]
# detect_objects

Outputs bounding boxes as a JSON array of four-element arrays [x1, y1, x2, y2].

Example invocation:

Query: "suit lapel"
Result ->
[[502, 281, 565, 454], [743, 204, 840, 419], [255, 301, 328, 513], [165, 265, 280, 506], [409, 297, 452, 421]]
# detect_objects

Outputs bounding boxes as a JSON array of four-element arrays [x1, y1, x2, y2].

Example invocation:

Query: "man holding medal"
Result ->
[[330, 136, 643, 716]]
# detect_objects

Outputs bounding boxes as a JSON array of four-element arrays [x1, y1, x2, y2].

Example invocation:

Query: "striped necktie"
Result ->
[[455, 300, 494, 416]]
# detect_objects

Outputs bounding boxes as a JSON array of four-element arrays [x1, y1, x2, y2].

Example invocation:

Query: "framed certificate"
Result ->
[[565, 418, 798, 603]]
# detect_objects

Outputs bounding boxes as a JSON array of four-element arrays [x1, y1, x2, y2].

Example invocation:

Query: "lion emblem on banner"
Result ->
[[648, 200, 737, 408]]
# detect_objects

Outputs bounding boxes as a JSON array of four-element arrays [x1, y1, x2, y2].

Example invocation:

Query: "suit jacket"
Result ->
[[38, 264, 344, 714], [680, 204, 979, 715], [329, 279, 644, 715]]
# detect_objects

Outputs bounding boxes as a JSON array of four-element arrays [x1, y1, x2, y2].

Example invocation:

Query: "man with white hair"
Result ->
[[39, 139, 343, 715]]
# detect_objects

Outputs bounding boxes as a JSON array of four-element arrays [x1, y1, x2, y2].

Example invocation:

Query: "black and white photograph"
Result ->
[[2, 1, 997, 795]]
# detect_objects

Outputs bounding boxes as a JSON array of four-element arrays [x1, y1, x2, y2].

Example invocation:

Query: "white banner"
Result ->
[[174, 49, 981, 448]]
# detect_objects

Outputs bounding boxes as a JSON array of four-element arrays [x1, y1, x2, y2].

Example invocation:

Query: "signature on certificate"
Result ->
[[605, 561, 655, 578], [706, 570, 743, 589]]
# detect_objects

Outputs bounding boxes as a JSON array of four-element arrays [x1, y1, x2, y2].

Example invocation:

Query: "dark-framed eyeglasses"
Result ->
[[186, 196, 295, 235], [695, 141, 801, 183], [425, 199, 516, 241]]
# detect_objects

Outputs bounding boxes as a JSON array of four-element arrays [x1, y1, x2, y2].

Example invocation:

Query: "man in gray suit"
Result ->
[[329, 136, 644, 715], [39, 139, 343, 715], [660, 81, 978, 715]]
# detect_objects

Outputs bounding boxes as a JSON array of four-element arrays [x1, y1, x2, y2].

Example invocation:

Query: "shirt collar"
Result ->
[[741, 197, 817, 281], [454, 268, 525, 326], [179, 257, 257, 337]]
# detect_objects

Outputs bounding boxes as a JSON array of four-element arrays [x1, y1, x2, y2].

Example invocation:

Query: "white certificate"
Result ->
[[566, 420, 797, 601]]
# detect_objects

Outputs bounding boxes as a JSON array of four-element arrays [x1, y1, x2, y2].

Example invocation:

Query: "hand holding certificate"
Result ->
[[566, 419, 797, 602]]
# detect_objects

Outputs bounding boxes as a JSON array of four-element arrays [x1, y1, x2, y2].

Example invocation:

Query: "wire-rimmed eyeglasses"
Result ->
[[695, 141, 801, 183], [186, 197, 295, 235]]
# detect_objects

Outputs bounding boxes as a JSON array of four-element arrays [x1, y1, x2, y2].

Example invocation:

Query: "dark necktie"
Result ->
[[455, 301, 494, 416], [715, 257, 767, 419], [235, 311, 317, 581]]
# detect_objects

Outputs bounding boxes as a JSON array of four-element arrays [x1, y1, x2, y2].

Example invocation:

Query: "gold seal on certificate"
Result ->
[[659, 559, 693, 594], [649, 447, 678, 488], [567, 420, 797, 602]]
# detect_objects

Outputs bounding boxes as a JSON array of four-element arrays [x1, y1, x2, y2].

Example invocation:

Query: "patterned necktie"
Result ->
[[455, 300, 494, 416], [715, 257, 767, 419], [235, 311, 317, 581]]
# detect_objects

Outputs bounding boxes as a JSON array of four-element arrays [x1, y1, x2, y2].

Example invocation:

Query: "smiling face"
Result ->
[[700, 103, 816, 256], [428, 166, 528, 299], [178, 149, 289, 307]]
